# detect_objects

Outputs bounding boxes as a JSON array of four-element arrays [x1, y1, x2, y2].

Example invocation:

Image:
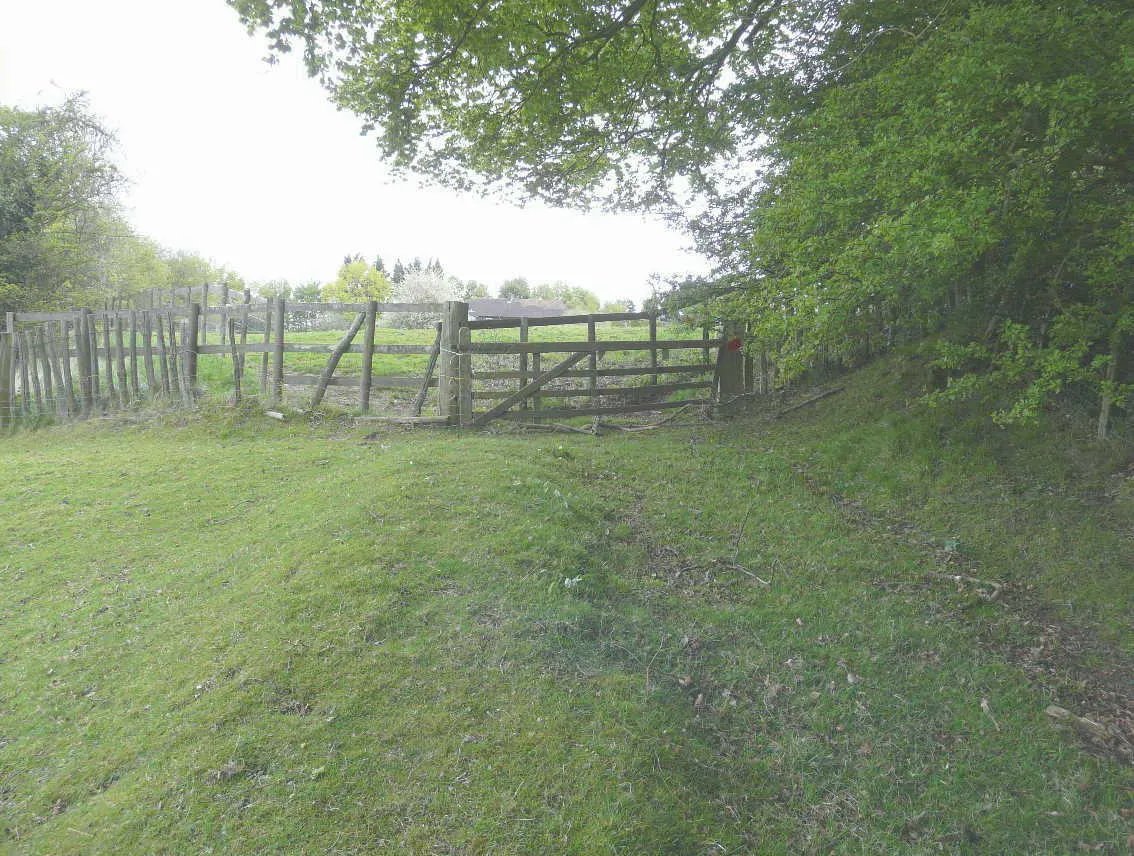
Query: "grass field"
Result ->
[[1, 350, 1130, 853]]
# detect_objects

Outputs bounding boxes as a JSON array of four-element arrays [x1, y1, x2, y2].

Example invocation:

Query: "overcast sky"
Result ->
[[0, 0, 706, 302]]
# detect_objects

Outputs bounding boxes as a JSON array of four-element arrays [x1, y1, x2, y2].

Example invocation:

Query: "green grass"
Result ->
[[1, 360, 1130, 853]]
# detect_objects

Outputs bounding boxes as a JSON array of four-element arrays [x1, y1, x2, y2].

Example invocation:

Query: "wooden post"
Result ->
[[179, 321, 192, 405], [33, 328, 54, 406], [114, 314, 128, 401], [22, 331, 42, 413], [155, 315, 171, 397], [4, 311, 12, 334], [201, 284, 209, 345], [271, 297, 285, 405], [87, 313, 100, 404], [359, 300, 377, 412], [166, 315, 181, 400], [260, 300, 272, 396], [649, 312, 658, 386], [59, 321, 76, 414], [43, 325, 67, 418], [702, 324, 712, 366], [102, 314, 116, 405], [228, 318, 242, 403], [0, 332, 10, 428], [38, 327, 61, 414], [717, 321, 744, 401], [587, 315, 597, 401], [129, 311, 140, 399], [239, 290, 251, 378], [458, 326, 473, 425], [519, 317, 529, 415], [531, 351, 542, 423], [219, 284, 230, 347], [141, 313, 156, 398], [438, 301, 468, 423], [185, 302, 200, 398]]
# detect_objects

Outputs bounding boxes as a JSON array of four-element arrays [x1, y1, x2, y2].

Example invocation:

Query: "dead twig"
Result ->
[[925, 570, 1004, 601]]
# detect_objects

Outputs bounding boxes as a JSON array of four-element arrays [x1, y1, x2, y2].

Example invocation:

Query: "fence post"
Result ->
[[458, 325, 473, 425], [271, 297, 285, 405], [717, 321, 745, 401], [0, 332, 11, 428], [649, 312, 658, 386], [186, 302, 201, 398], [438, 300, 468, 423], [359, 300, 377, 412], [587, 315, 597, 401]]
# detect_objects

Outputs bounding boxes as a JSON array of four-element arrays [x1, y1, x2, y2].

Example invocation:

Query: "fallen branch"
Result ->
[[775, 387, 844, 417], [925, 570, 1004, 601], [1045, 705, 1110, 741]]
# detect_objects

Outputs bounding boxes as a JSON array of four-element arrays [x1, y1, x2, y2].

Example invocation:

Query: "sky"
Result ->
[[0, 0, 707, 303]]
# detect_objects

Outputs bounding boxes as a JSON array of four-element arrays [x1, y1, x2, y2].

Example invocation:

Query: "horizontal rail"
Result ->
[[283, 374, 437, 389], [8, 302, 447, 323], [467, 311, 651, 329], [472, 380, 712, 400], [472, 364, 714, 381], [495, 399, 712, 419], [468, 339, 712, 355], [199, 343, 433, 355]]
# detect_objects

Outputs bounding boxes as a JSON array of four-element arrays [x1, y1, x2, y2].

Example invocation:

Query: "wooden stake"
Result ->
[[0, 332, 12, 428], [519, 317, 529, 414], [129, 311, 140, 399], [649, 312, 658, 386], [260, 301, 271, 395], [114, 314, 128, 402], [142, 313, 157, 397], [587, 315, 598, 401], [155, 314, 171, 397], [102, 315, 116, 406], [185, 302, 200, 398], [271, 297, 285, 405], [359, 300, 377, 412], [166, 315, 181, 400], [22, 331, 42, 413], [458, 325, 473, 424], [59, 321, 76, 414], [229, 318, 242, 402]]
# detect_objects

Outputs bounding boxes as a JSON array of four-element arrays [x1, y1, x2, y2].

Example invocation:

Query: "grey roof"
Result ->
[[469, 298, 568, 318]]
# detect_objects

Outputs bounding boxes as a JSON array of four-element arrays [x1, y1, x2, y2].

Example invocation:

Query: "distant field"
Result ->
[[1, 350, 1129, 853]]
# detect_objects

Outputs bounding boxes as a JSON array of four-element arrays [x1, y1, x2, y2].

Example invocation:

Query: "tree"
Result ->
[[386, 269, 457, 328], [457, 279, 490, 301], [234, 0, 1132, 424], [0, 96, 124, 310], [322, 258, 392, 302], [499, 277, 531, 300], [391, 259, 406, 284]]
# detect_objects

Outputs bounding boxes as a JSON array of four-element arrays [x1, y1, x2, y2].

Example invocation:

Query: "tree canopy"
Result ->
[[234, 0, 1131, 423]]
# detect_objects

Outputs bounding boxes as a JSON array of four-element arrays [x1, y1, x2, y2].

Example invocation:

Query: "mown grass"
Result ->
[[0, 362, 1130, 853]]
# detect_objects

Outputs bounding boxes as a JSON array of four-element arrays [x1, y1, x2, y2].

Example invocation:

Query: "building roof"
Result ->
[[468, 298, 568, 319]]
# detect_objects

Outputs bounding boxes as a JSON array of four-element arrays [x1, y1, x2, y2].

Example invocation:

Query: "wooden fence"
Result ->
[[1, 299, 753, 429]]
